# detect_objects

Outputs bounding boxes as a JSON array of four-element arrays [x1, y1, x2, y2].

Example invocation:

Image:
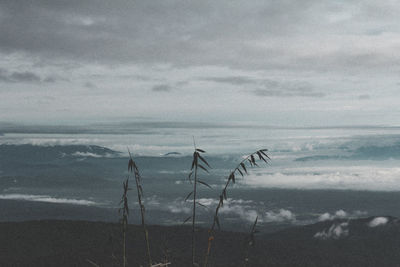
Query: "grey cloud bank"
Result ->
[[152, 84, 171, 92], [1, 0, 399, 72], [0, 68, 41, 83], [0, 0, 399, 125]]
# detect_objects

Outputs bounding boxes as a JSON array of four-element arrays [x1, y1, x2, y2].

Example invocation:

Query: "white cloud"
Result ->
[[368, 217, 389, 227], [219, 204, 258, 223], [72, 151, 115, 158], [192, 197, 295, 224], [242, 166, 400, 191], [265, 209, 296, 223], [318, 210, 367, 222], [0, 194, 97, 206], [219, 205, 296, 224], [314, 222, 349, 240], [319, 210, 347, 221], [167, 204, 191, 214]]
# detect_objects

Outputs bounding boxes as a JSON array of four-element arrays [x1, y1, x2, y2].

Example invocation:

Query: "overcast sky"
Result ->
[[1, 0, 400, 126]]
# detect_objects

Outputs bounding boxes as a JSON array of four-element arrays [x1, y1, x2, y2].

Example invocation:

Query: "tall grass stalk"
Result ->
[[203, 149, 269, 267], [118, 176, 130, 267], [183, 140, 211, 267], [243, 216, 259, 267], [128, 151, 153, 267]]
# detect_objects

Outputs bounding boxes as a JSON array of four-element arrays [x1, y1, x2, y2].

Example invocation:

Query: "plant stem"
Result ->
[[192, 154, 198, 267], [120, 177, 129, 267], [134, 167, 152, 267], [203, 151, 268, 267], [123, 220, 127, 267]]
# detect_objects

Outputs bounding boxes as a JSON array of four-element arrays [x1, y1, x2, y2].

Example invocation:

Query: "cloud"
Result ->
[[253, 82, 325, 98], [84, 81, 96, 88], [43, 76, 57, 83], [314, 222, 349, 240], [368, 217, 388, 227], [202, 76, 325, 98], [141, 196, 290, 225], [1, 0, 400, 75], [318, 210, 348, 221], [202, 76, 257, 85], [71, 151, 117, 158], [219, 205, 259, 223], [0, 193, 97, 206], [264, 209, 296, 223], [0, 68, 41, 83], [358, 94, 370, 100], [1, 1, 400, 124], [139, 196, 192, 214], [152, 84, 171, 92], [166, 204, 191, 214], [158, 198, 192, 214], [250, 79, 325, 98], [9, 71, 41, 82], [219, 203, 295, 224], [317, 210, 368, 222], [191, 198, 295, 224], [242, 166, 400, 191]]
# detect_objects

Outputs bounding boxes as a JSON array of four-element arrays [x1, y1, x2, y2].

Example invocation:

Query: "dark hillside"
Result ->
[[1, 216, 400, 266]]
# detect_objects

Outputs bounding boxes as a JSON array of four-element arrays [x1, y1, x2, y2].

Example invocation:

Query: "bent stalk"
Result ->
[[203, 149, 269, 267], [118, 176, 130, 267], [128, 150, 153, 267]]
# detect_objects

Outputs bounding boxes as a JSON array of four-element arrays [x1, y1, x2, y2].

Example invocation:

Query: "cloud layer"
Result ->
[[2, 0, 400, 73], [314, 222, 349, 240], [243, 166, 400, 191], [1, 1, 400, 124], [368, 217, 389, 227]]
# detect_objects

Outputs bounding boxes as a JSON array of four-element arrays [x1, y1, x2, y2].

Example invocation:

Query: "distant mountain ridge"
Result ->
[[0, 144, 121, 162]]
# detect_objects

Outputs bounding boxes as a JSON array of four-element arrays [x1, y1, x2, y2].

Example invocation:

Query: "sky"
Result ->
[[1, 0, 400, 126]]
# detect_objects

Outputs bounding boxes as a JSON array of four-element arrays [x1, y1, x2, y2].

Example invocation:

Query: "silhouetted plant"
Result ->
[[203, 149, 269, 267], [86, 259, 101, 267], [183, 140, 212, 267], [118, 176, 130, 267], [127, 150, 154, 267], [243, 216, 259, 267]]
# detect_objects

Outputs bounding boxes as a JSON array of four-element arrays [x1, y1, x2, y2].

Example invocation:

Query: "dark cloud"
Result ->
[[0, 68, 41, 83], [43, 76, 56, 83], [84, 81, 96, 88], [358, 94, 370, 100], [202, 76, 325, 98], [1, 0, 399, 73], [152, 84, 171, 92], [253, 81, 325, 98], [202, 76, 256, 85]]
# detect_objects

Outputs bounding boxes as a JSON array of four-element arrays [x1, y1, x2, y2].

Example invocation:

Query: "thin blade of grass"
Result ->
[[214, 215, 220, 230], [198, 154, 211, 168], [197, 202, 208, 209], [198, 164, 209, 173], [197, 180, 212, 189], [260, 150, 270, 159], [185, 191, 194, 201], [86, 259, 100, 267], [240, 162, 248, 174], [237, 168, 244, 177], [182, 216, 192, 225]]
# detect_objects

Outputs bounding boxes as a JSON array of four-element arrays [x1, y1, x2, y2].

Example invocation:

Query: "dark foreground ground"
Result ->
[[1, 216, 400, 267]]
